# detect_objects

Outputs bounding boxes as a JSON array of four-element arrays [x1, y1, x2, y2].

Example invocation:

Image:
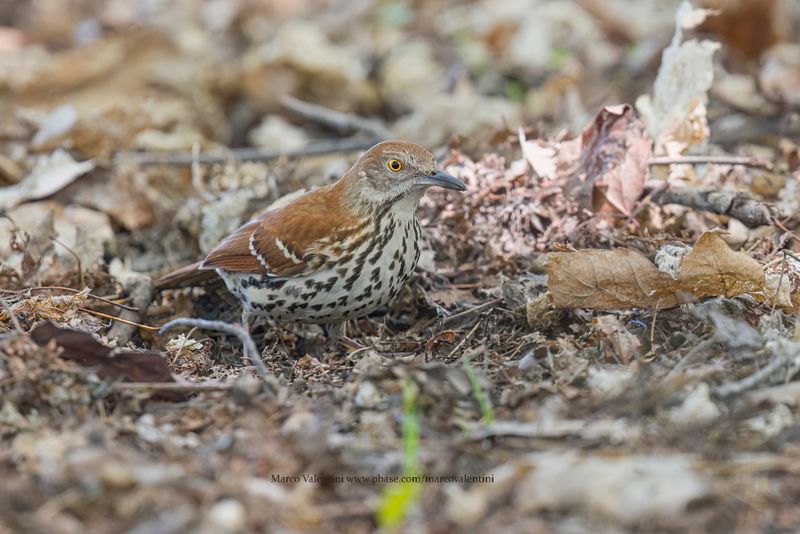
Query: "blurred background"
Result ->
[[3, 2, 800, 532], [0, 0, 797, 159]]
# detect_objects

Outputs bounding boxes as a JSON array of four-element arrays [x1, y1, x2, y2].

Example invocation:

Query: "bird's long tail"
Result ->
[[154, 261, 218, 290]]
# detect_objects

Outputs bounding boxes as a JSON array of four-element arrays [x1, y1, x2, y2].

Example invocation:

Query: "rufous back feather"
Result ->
[[200, 180, 362, 277]]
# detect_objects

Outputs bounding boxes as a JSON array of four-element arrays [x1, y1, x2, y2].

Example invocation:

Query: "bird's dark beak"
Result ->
[[419, 169, 467, 192]]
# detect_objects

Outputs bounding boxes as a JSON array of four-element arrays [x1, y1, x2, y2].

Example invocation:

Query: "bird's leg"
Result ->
[[240, 308, 253, 335], [324, 321, 366, 352]]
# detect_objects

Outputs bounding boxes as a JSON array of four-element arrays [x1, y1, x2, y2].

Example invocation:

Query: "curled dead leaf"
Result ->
[[569, 103, 652, 216], [524, 104, 651, 216]]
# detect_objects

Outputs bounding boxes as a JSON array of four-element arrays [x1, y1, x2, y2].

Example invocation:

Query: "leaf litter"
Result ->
[[1, 0, 800, 532]]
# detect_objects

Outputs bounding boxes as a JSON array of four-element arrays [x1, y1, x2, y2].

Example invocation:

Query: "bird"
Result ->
[[156, 139, 466, 348]]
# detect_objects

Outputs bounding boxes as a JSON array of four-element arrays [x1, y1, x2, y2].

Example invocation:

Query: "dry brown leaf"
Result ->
[[0, 201, 114, 284], [425, 289, 478, 308], [520, 104, 650, 216], [700, 0, 783, 59], [569, 103, 651, 215], [71, 173, 156, 230], [30, 322, 183, 400], [519, 128, 557, 180], [593, 315, 641, 363], [0, 150, 94, 210], [678, 231, 764, 300], [548, 247, 674, 309], [547, 231, 769, 310]]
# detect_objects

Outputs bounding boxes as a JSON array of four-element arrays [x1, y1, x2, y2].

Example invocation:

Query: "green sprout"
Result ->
[[463, 362, 494, 425], [377, 378, 421, 529], [549, 47, 570, 70]]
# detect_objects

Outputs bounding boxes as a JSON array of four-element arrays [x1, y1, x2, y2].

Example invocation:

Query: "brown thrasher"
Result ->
[[156, 140, 465, 346]]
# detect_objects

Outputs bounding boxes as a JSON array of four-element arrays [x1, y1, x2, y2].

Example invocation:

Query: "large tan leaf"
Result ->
[[548, 247, 679, 309], [547, 232, 770, 310]]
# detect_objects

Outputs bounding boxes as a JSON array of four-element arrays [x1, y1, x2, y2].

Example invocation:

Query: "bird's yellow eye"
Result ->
[[388, 159, 403, 172]]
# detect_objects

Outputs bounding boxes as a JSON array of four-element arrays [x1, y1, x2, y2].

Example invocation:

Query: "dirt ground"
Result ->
[[2, 0, 800, 532]]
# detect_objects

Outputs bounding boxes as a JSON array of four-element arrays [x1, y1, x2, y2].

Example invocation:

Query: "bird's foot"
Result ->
[[323, 321, 372, 355], [339, 335, 369, 354]]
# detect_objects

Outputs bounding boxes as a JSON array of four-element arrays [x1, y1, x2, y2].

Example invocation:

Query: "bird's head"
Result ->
[[343, 140, 466, 210]]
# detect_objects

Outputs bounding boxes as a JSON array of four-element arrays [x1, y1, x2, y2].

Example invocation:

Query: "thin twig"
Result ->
[[770, 255, 787, 315], [112, 381, 234, 393], [648, 155, 773, 170], [49, 236, 84, 286], [115, 138, 377, 166], [280, 95, 391, 139], [160, 318, 269, 380], [171, 326, 199, 363], [713, 337, 800, 399], [0, 286, 138, 311], [190, 142, 214, 201], [774, 219, 800, 246], [442, 283, 481, 290], [442, 298, 502, 325], [449, 318, 485, 359], [784, 250, 800, 264], [346, 345, 375, 361], [459, 418, 634, 442], [107, 276, 154, 344], [78, 307, 161, 330], [647, 301, 660, 360], [713, 352, 790, 398]]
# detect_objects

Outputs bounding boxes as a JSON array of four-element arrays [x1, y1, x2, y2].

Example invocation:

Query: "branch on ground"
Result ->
[[114, 138, 378, 166], [650, 183, 781, 228], [280, 95, 391, 139]]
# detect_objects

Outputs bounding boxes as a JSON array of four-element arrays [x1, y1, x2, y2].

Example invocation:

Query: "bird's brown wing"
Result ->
[[200, 183, 365, 277]]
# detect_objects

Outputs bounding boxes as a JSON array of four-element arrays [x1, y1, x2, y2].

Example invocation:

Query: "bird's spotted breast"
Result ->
[[218, 203, 421, 324]]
